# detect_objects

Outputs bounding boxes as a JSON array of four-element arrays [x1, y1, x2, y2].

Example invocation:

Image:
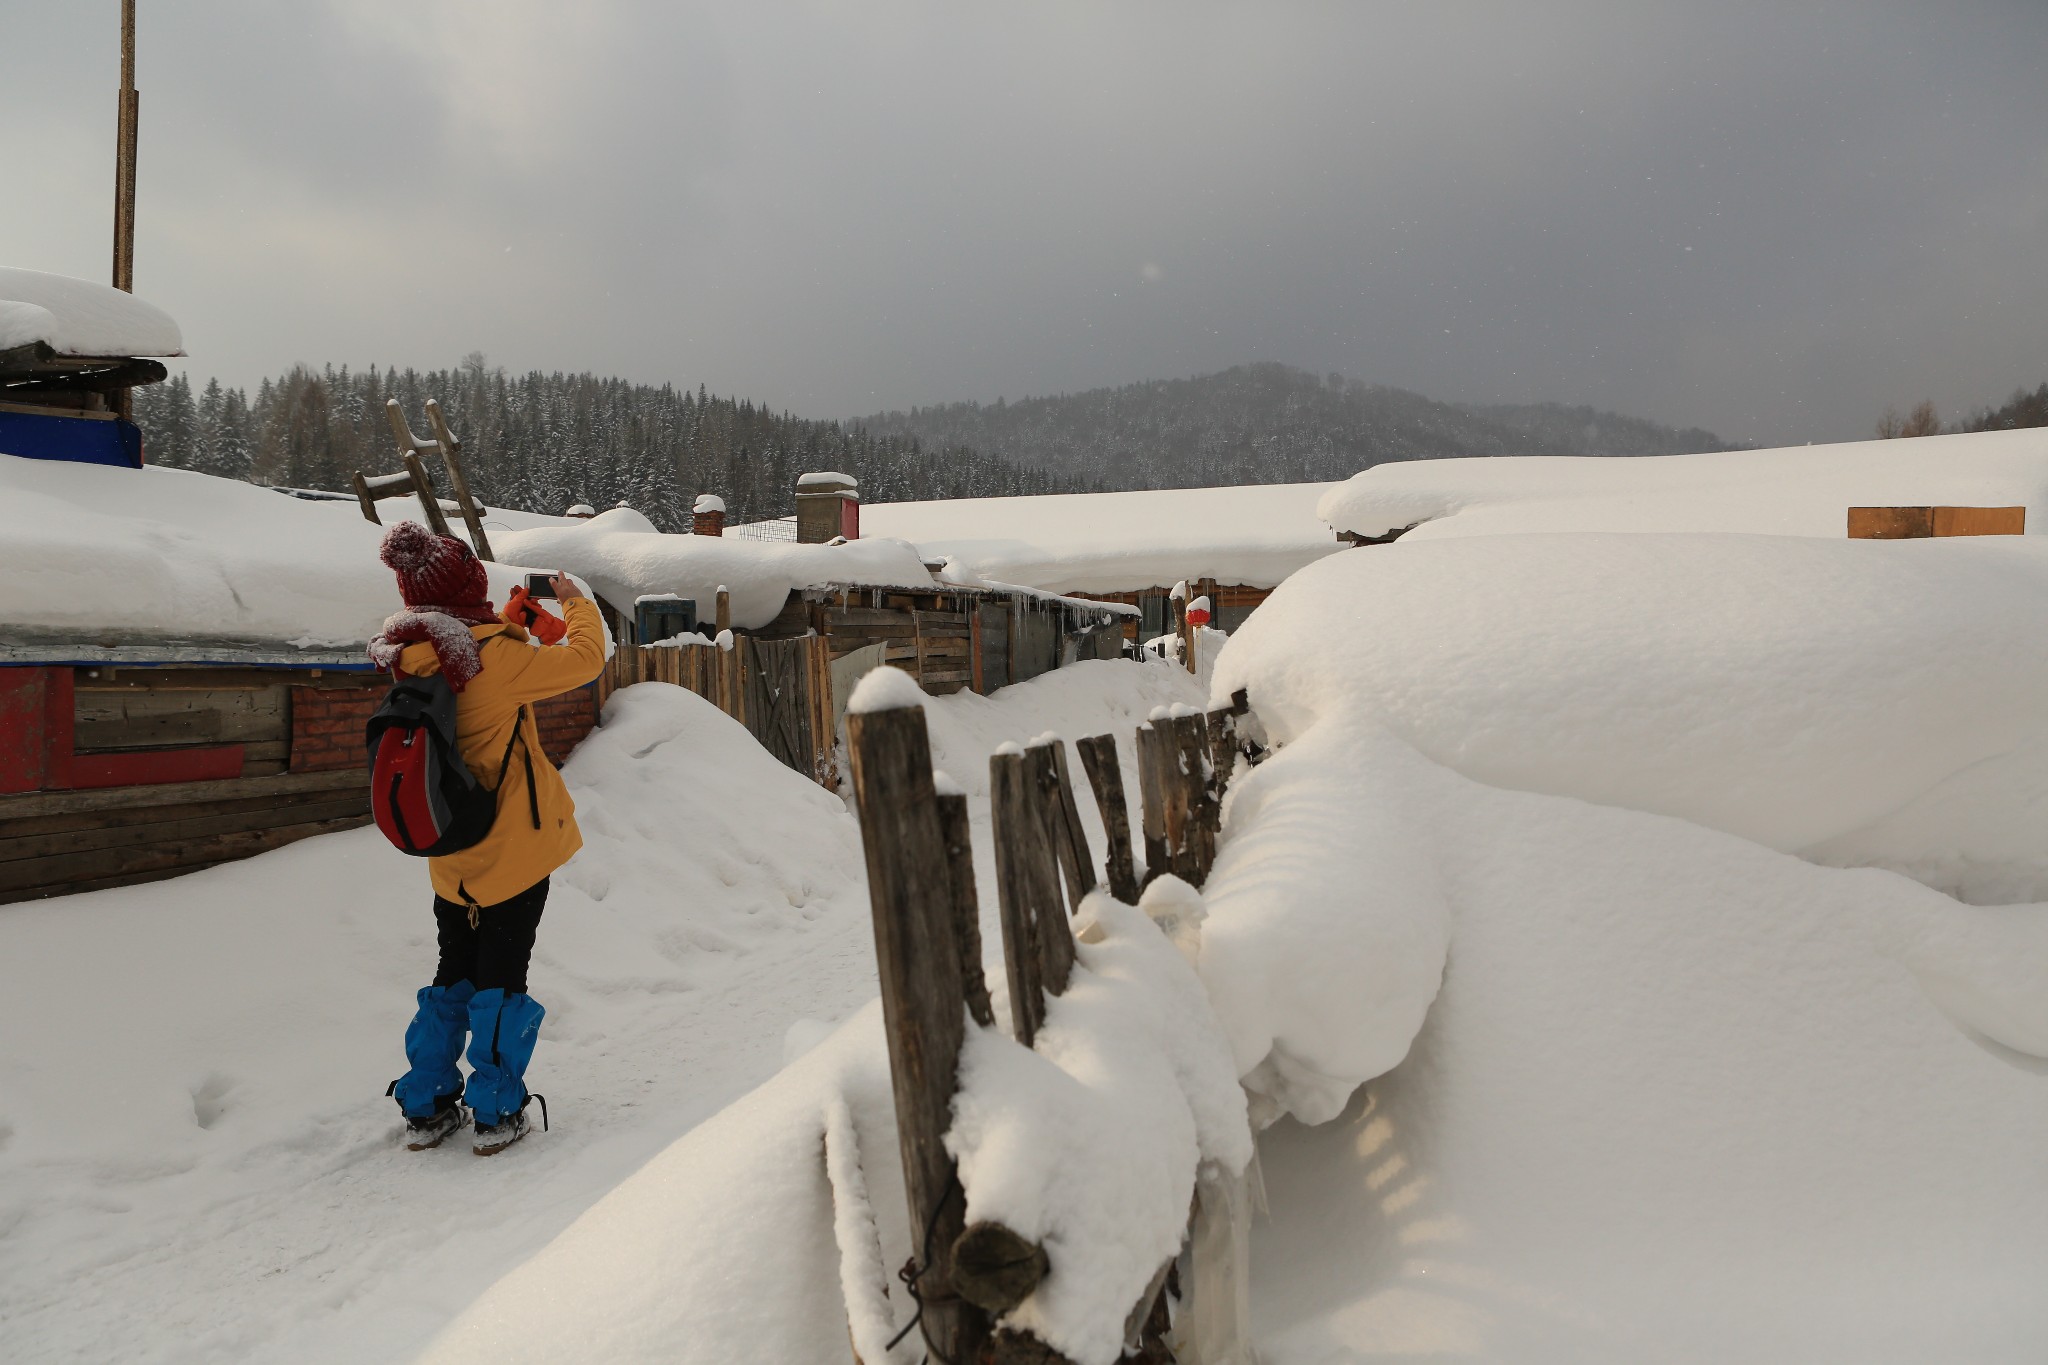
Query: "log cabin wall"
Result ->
[[759, 584, 1126, 696], [0, 664, 602, 906], [1069, 581, 1274, 641]]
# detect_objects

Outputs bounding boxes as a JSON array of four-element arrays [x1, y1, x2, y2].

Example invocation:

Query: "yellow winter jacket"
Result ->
[[395, 597, 607, 907]]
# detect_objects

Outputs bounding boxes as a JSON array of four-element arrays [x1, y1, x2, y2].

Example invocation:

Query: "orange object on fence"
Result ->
[[1847, 506, 2026, 539]]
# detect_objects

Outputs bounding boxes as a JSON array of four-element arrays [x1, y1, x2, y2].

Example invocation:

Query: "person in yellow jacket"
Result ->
[[369, 522, 607, 1155]]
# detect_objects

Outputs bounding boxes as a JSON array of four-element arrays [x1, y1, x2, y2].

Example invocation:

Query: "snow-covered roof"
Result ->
[[494, 507, 939, 630], [0, 453, 580, 662], [862, 482, 1344, 595], [1319, 427, 2048, 541], [0, 267, 185, 358]]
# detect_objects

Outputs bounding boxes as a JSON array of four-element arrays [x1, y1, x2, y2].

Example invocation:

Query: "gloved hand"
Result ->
[[502, 586, 568, 645]]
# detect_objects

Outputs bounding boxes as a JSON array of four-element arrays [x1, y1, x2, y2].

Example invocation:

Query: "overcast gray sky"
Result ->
[[6, 1, 2045, 447]]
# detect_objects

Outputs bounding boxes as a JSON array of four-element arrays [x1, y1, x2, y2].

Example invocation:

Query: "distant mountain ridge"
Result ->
[[850, 362, 1736, 490]]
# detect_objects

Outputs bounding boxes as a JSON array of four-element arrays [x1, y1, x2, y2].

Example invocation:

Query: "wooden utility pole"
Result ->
[[111, 0, 140, 419]]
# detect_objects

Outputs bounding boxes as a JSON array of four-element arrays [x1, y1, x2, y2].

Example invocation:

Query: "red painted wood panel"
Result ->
[[0, 666, 245, 793]]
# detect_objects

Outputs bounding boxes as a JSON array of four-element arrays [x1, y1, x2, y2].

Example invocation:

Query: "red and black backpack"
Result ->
[[365, 673, 538, 857]]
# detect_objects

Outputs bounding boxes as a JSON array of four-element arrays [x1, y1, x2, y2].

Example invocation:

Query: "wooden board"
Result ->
[[0, 812, 373, 902], [1847, 506, 2028, 539], [1848, 507, 1936, 538], [0, 792, 369, 862], [71, 667, 383, 693], [73, 684, 288, 751], [1933, 505, 2026, 536], [1013, 610, 1060, 684], [742, 637, 818, 779], [0, 767, 362, 821], [977, 603, 1011, 692]]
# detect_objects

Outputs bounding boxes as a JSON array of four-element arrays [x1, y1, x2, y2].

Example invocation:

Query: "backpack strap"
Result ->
[[488, 704, 543, 832]]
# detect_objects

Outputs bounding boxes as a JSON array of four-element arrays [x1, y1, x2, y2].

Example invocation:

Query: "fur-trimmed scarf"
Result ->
[[368, 603, 502, 691]]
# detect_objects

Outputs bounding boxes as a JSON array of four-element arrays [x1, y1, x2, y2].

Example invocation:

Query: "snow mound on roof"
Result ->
[[0, 454, 585, 655], [0, 267, 184, 356], [1318, 427, 2048, 540], [1215, 532, 2048, 896], [862, 483, 1343, 594], [494, 508, 938, 629]]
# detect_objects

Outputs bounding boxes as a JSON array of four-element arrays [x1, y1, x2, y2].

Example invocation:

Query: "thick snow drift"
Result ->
[[495, 506, 939, 629], [1197, 528, 2048, 1358], [411, 660, 1213, 1365], [0, 657, 1208, 1364], [864, 483, 1343, 594], [0, 455, 582, 658], [1238, 725, 2048, 1362], [1317, 427, 2048, 541], [0, 266, 184, 356], [0, 685, 879, 1364], [1216, 532, 2048, 902]]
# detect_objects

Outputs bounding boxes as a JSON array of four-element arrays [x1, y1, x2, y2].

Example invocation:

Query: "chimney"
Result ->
[[564, 502, 595, 519], [795, 471, 859, 544], [693, 492, 726, 537]]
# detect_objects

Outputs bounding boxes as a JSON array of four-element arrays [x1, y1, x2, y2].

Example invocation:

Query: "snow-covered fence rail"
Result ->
[[595, 634, 838, 789], [845, 675, 1253, 1364]]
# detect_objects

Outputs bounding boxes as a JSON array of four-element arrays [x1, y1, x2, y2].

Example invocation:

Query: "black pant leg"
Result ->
[[431, 896, 479, 988], [471, 877, 549, 994]]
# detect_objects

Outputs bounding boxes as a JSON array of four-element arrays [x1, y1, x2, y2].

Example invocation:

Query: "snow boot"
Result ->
[[473, 1094, 549, 1157], [395, 1090, 471, 1151], [465, 988, 546, 1150], [391, 981, 477, 1128]]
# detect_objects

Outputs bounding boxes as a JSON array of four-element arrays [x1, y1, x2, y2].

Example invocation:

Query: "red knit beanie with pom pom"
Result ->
[[378, 522, 491, 614]]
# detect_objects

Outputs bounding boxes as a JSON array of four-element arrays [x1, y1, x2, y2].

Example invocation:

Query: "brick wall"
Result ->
[[290, 684, 384, 773], [533, 688, 598, 764], [290, 682, 599, 774]]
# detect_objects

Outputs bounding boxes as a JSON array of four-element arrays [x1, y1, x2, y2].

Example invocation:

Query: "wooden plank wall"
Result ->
[[2, 665, 602, 906], [593, 637, 839, 789], [74, 682, 291, 775], [1069, 581, 1272, 639], [0, 769, 368, 905]]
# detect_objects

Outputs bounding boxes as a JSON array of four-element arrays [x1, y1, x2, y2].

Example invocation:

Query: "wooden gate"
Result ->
[[741, 636, 832, 784]]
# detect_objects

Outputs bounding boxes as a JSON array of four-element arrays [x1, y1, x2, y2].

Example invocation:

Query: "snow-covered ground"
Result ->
[[0, 659, 1204, 1364], [14, 435, 2048, 1363]]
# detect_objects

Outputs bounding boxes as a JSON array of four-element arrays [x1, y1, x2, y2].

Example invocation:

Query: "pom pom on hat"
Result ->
[[378, 522, 491, 611]]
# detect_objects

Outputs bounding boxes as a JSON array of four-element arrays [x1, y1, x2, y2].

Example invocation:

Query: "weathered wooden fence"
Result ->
[[846, 688, 1254, 1364], [595, 634, 839, 789]]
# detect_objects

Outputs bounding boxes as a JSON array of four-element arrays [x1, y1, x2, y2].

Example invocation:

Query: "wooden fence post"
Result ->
[[990, 748, 1072, 1045], [1075, 733, 1140, 903], [1026, 744, 1082, 997], [1174, 713, 1218, 885], [1135, 722, 1171, 887], [845, 701, 989, 1364], [936, 789, 995, 1029], [1039, 741, 1097, 906]]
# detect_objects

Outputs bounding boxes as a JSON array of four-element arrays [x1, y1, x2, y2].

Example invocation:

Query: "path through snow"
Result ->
[[0, 660, 1202, 1363]]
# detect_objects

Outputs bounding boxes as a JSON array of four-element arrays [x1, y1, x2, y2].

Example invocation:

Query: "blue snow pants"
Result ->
[[393, 981, 476, 1118], [465, 988, 546, 1127]]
